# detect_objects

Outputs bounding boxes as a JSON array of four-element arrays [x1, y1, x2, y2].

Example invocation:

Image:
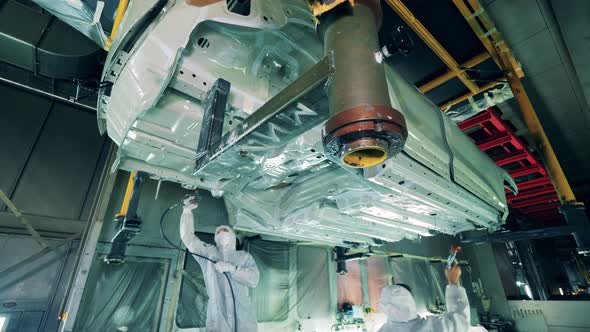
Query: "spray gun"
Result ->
[[447, 245, 462, 270]]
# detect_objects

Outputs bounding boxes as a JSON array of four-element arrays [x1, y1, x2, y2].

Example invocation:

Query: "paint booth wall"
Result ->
[[0, 82, 109, 236], [62, 173, 506, 331], [0, 234, 79, 332]]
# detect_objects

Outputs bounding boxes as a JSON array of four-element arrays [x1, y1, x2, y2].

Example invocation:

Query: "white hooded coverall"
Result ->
[[378, 284, 471, 332], [180, 209, 260, 332]]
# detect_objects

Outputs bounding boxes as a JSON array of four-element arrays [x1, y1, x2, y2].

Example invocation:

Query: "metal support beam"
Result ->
[[105, 171, 147, 264], [516, 241, 549, 300], [509, 165, 543, 178], [0, 190, 48, 248], [0, 76, 97, 112], [477, 133, 511, 151], [193, 54, 334, 188], [560, 204, 590, 255], [384, 0, 480, 93], [452, 0, 578, 205], [521, 202, 561, 215], [194, 79, 231, 172], [452, 0, 523, 78], [504, 70, 577, 203], [507, 187, 556, 203], [461, 225, 579, 244], [513, 178, 553, 192], [419, 52, 490, 93], [58, 145, 118, 332], [105, 0, 129, 51], [510, 195, 559, 209], [494, 150, 527, 166]]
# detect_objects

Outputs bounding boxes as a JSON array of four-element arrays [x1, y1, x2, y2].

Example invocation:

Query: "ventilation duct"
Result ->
[[28, 0, 111, 48], [0, 0, 103, 79]]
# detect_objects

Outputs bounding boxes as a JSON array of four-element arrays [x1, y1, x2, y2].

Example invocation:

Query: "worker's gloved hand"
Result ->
[[215, 262, 237, 273], [182, 195, 199, 211], [445, 262, 462, 285]]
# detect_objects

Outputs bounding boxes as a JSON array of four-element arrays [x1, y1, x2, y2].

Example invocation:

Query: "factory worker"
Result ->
[[180, 196, 260, 332], [377, 263, 471, 332]]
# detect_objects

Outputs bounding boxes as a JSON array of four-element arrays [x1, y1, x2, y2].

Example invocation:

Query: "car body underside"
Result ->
[[97, 0, 516, 247]]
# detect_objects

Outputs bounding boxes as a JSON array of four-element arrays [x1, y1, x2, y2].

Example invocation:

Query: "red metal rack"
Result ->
[[458, 108, 562, 222]]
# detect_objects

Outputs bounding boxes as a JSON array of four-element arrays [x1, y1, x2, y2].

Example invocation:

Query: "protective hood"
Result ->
[[378, 285, 418, 323], [214, 225, 236, 251]]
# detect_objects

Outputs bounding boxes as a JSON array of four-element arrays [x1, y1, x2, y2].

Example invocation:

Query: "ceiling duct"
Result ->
[[0, 0, 104, 79], [28, 0, 111, 48]]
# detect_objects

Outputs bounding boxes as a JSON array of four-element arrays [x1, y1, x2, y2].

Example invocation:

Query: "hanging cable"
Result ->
[[159, 202, 237, 332], [74, 81, 114, 101]]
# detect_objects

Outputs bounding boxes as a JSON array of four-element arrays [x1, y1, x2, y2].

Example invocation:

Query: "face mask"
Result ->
[[216, 231, 234, 248]]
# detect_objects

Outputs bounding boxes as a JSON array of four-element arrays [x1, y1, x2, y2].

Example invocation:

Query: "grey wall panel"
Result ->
[[486, 0, 546, 47], [522, 69, 590, 180], [0, 236, 63, 301], [484, 0, 590, 202], [512, 29, 562, 77], [78, 136, 108, 221], [10, 102, 104, 220], [551, 0, 590, 102], [0, 234, 79, 332], [0, 84, 51, 210]]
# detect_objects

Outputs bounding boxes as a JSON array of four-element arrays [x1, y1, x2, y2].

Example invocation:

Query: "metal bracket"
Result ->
[[335, 246, 373, 274], [560, 203, 590, 255], [193, 54, 334, 185], [104, 171, 147, 264], [194, 78, 231, 172]]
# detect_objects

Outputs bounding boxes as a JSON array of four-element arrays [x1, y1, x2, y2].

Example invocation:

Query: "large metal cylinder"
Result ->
[[320, 1, 407, 168]]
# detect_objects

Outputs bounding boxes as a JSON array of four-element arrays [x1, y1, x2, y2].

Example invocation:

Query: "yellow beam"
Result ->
[[384, 0, 480, 93], [454, 0, 523, 78], [309, 0, 354, 17], [117, 171, 137, 217], [504, 64, 576, 202], [420, 51, 490, 93], [452, 0, 576, 203], [105, 0, 129, 51], [451, 0, 502, 68]]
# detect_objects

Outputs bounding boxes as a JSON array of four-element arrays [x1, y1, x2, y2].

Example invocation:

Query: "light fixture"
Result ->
[[559, 288, 564, 295], [524, 285, 533, 299], [0, 316, 6, 331]]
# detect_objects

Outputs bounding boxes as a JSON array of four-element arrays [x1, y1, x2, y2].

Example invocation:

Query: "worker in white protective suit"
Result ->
[[377, 263, 472, 332], [180, 196, 260, 332]]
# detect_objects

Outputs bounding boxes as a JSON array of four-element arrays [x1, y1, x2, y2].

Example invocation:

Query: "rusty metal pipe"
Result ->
[[320, 1, 407, 168]]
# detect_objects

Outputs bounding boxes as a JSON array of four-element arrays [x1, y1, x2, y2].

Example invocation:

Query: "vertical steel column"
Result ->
[[58, 145, 119, 332], [516, 241, 549, 300]]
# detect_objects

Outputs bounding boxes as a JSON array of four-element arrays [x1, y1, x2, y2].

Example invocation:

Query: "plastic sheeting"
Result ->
[[296, 246, 332, 320], [175, 239, 334, 330], [337, 260, 362, 307], [446, 83, 514, 123], [74, 257, 167, 332], [367, 256, 391, 310], [248, 240, 333, 328], [31, 0, 108, 48], [389, 257, 446, 314], [176, 254, 208, 328]]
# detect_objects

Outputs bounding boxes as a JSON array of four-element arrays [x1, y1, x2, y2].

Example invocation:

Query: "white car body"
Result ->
[[98, 0, 515, 246]]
